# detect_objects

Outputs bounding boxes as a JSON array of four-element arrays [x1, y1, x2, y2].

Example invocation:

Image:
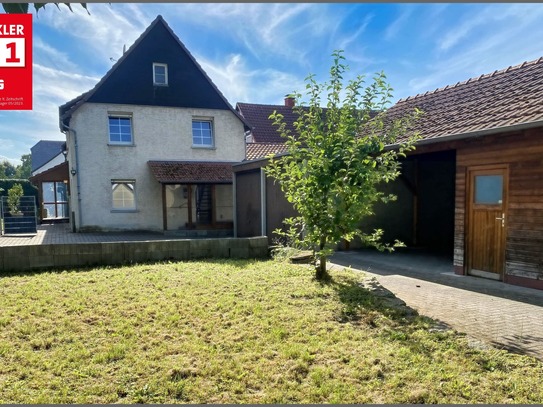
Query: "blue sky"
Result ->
[[3, 2, 543, 165]]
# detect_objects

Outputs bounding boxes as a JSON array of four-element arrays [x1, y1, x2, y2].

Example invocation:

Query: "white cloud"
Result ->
[[33, 4, 150, 66], [338, 14, 373, 51], [438, 4, 543, 52], [163, 3, 341, 65], [33, 37, 77, 71], [198, 53, 306, 106], [384, 5, 415, 41], [403, 3, 543, 97]]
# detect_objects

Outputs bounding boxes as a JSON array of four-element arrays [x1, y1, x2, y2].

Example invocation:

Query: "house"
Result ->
[[237, 97, 294, 160], [28, 140, 69, 223], [58, 15, 249, 236], [233, 57, 543, 290]]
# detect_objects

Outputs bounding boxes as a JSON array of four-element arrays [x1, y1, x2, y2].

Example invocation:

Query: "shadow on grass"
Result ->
[[317, 270, 466, 359], [324, 272, 419, 322]]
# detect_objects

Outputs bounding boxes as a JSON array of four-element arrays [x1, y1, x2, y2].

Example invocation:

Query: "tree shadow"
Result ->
[[490, 334, 543, 361], [331, 249, 543, 308], [318, 271, 466, 359]]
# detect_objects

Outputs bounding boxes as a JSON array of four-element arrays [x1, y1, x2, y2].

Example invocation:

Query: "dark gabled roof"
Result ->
[[245, 142, 288, 161], [236, 102, 303, 143], [30, 140, 66, 172], [60, 15, 250, 130], [388, 56, 543, 143], [148, 160, 235, 184]]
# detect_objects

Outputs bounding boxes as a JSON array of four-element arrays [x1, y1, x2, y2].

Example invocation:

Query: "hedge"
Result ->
[[0, 179, 38, 198]]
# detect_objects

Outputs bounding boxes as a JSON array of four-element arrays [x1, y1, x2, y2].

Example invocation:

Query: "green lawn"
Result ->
[[0, 259, 542, 403]]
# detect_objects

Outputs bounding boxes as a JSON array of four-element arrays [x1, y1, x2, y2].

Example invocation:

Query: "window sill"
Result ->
[[153, 83, 168, 87], [108, 143, 136, 147], [111, 209, 138, 213], [192, 145, 216, 150]]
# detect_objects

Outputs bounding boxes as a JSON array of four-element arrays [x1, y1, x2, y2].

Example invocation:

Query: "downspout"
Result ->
[[233, 174, 237, 238], [61, 122, 82, 232]]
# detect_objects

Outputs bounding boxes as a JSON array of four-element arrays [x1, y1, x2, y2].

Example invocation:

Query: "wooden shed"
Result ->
[[234, 57, 543, 291]]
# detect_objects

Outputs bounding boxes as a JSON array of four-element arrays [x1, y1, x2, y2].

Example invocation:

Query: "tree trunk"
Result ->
[[315, 237, 329, 280]]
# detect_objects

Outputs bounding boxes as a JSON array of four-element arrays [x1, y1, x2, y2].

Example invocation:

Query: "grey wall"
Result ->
[[0, 237, 268, 272]]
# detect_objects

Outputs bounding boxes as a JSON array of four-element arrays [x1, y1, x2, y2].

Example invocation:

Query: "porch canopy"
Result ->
[[147, 160, 234, 184]]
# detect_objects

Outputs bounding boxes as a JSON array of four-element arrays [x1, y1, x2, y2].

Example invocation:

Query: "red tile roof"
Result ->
[[389, 56, 543, 143], [148, 161, 234, 183], [237, 102, 303, 143], [246, 143, 289, 161], [238, 57, 543, 149]]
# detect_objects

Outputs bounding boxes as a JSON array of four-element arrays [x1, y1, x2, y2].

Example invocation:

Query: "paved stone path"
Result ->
[[0, 223, 168, 246], [330, 250, 543, 361]]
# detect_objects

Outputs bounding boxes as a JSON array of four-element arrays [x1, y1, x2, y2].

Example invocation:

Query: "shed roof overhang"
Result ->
[[148, 161, 235, 184]]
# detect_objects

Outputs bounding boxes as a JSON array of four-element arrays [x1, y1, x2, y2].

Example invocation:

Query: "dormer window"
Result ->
[[153, 63, 168, 86]]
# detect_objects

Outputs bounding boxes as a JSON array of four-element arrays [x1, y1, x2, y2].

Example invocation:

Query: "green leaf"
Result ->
[[2, 2, 29, 13]]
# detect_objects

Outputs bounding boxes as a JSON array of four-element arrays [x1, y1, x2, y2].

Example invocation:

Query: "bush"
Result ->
[[7, 183, 23, 214], [0, 179, 38, 198]]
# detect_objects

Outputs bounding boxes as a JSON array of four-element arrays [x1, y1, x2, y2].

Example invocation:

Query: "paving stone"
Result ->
[[330, 250, 543, 361]]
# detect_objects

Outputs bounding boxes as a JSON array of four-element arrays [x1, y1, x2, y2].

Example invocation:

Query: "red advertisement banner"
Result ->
[[0, 13, 32, 110]]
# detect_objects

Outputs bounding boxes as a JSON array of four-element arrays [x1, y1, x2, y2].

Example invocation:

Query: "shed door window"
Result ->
[[474, 175, 503, 204]]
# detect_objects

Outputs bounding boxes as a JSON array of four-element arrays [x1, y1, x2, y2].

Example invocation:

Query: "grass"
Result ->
[[0, 259, 542, 403]]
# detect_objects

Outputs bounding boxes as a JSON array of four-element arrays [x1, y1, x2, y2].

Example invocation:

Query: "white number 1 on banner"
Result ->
[[0, 38, 25, 67]]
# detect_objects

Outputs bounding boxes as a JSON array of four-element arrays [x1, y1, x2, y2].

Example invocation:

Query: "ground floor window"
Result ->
[[112, 180, 135, 210], [42, 181, 68, 219]]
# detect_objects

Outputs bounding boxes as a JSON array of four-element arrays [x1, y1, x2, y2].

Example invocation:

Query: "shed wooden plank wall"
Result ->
[[235, 169, 262, 238], [454, 127, 543, 287]]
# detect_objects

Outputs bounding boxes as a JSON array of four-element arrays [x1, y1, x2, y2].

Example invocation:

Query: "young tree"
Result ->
[[266, 50, 420, 280], [15, 154, 32, 180], [0, 160, 17, 179]]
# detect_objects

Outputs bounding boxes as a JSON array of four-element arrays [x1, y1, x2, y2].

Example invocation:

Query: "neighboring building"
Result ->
[[234, 57, 543, 290], [28, 140, 69, 223], [236, 98, 294, 160], [58, 16, 249, 235]]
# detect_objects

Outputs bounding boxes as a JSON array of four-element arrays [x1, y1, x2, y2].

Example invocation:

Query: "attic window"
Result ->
[[153, 63, 168, 86]]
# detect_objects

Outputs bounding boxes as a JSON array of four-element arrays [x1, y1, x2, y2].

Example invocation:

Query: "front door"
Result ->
[[467, 165, 508, 280]]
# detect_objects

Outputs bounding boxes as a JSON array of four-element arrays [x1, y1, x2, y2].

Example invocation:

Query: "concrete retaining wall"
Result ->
[[0, 237, 269, 272]]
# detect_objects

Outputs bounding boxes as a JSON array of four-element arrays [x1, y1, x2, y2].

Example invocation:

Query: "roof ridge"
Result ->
[[238, 102, 292, 108], [397, 55, 543, 103], [60, 16, 251, 131]]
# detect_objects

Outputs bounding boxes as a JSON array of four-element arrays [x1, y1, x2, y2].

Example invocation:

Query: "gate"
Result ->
[[1, 196, 38, 235]]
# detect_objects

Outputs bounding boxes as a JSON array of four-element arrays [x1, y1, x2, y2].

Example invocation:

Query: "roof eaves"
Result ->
[[388, 118, 543, 150]]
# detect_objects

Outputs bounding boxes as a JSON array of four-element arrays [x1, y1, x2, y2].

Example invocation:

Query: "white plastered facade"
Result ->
[[65, 103, 245, 232]]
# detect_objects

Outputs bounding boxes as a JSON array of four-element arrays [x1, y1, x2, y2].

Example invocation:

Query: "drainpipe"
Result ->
[[232, 174, 237, 238], [61, 123, 82, 232]]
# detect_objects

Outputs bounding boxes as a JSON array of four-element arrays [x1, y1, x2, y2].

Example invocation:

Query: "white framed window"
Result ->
[[153, 63, 168, 86], [111, 180, 136, 210], [192, 119, 214, 147], [108, 115, 133, 144]]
